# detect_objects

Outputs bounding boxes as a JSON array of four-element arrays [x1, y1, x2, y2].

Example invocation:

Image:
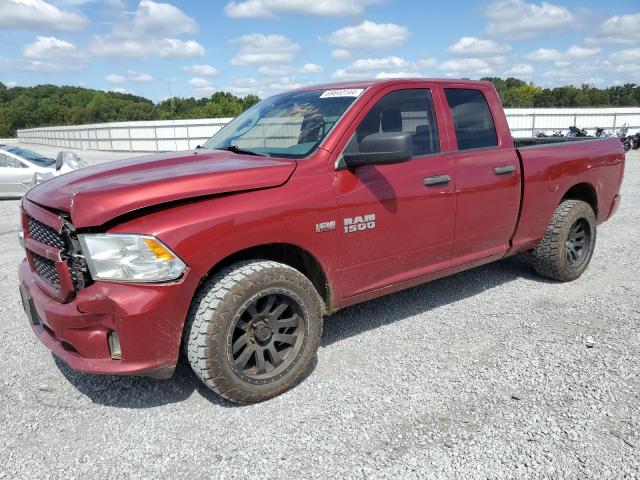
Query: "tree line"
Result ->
[[0, 83, 259, 137], [1, 79, 639, 137], [482, 78, 640, 108]]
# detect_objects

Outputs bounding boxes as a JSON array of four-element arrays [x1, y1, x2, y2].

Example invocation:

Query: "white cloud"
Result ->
[[106, 74, 126, 83], [524, 45, 600, 67], [114, 0, 198, 37], [438, 58, 493, 76], [22, 36, 83, 62], [374, 71, 421, 79], [485, 0, 575, 40], [298, 63, 323, 74], [448, 37, 510, 56], [505, 63, 534, 77], [224, 0, 376, 18], [182, 64, 219, 76], [14, 35, 85, 72], [226, 77, 304, 97], [258, 65, 294, 76], [156, 39, 204, 58], [610, 48, 640, 65], [327, 21, 409, 50], [14, 59, 79, 72], [0, 0, 88, 31], [110, 88, 128, 94], [331, 48, 351, 60], [87, 1, 201, 61], [414, 58, 439, 70], [188, 77, 217, 97], [587, 14, 640, 45], [523, 48, 562, 62], [332, 56, 413, 80], [227, 78, 260, 96], [230, 33, 299, 65], [188, 77, 210, 88], [105, 73, 127, 83], [90, 36, 205, 59], [565, 45, 600, 59], [127, 70, 154, 82]]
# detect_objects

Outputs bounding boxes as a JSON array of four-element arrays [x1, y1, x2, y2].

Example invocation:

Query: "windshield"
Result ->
[[0, 146, 55, 167], [203, 89, 363, 159]]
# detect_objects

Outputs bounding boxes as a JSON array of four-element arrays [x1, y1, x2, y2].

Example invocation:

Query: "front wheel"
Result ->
[[529, 200, 597, 282], [183, 260, 323, 404]]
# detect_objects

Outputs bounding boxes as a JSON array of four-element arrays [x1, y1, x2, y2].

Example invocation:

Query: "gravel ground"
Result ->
[[1, 147, 638, 479]]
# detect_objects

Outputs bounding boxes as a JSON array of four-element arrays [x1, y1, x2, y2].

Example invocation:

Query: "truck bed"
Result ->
[[509, 136, 625, 255]]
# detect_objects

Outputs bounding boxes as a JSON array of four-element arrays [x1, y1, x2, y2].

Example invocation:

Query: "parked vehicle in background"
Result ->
[[0, 145, 85, 198], [17, 79, 625, 403]]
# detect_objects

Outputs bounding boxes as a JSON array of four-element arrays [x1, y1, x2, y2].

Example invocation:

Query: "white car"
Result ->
[[0, 145, 85, 199]]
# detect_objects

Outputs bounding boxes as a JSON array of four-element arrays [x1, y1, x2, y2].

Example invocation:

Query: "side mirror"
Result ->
[[342, 132, 413, 169]]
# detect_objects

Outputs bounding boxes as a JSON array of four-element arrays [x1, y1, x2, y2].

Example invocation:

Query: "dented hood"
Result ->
[[26, 149, 296, 228]]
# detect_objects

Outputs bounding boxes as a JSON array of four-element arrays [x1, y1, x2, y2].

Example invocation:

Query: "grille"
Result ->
[[33, 253, 61, 289], [28, 217, 65, 250]]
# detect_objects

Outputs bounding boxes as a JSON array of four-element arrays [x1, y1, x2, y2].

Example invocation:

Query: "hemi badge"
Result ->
[[316, 221, 336, 233]]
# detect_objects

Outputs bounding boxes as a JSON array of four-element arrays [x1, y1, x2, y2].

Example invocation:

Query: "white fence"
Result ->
[[506, 107, 640, 137], [14, 108, 640, 152], [15, 118, 232, 152]]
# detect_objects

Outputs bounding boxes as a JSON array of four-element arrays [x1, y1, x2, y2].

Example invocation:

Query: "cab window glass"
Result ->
[[444, 88, 498, 150], [344, 89, 439, 157]]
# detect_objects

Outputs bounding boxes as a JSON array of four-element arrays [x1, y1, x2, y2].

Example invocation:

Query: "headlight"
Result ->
[[78, 234, 186, 283]]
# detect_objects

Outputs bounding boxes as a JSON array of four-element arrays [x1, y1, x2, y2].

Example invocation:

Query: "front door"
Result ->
[[332, 86, 456, 298]]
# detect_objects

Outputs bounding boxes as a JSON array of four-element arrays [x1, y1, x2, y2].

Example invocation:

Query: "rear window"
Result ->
[[444, 89, 498, 150]]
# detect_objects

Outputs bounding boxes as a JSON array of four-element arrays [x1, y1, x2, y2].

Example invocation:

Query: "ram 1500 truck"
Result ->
[[18, 79, 625, 403]]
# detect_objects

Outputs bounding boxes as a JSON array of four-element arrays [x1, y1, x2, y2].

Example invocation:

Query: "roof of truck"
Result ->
[[292, 78, 493, 92]]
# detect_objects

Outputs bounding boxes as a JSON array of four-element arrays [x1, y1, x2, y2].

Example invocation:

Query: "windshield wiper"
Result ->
[[216, 145, 270, 157]]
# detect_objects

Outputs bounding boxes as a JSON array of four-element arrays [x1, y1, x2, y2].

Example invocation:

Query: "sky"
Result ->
[[0, 0, 639, 102]]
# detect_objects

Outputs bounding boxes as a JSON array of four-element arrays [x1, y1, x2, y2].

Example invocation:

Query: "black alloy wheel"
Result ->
[[228, 289, 305, 383], [564, 218, 591, 267]]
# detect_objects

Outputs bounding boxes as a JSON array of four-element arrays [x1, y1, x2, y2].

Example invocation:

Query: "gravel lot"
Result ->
[[1, 146, 638, 479]]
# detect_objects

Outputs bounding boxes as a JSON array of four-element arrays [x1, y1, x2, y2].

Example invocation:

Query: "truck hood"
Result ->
[[26, 149, 297, 228]]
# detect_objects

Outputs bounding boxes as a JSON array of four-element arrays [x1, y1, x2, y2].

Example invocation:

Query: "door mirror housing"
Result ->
[[341, 132, 413, 169]]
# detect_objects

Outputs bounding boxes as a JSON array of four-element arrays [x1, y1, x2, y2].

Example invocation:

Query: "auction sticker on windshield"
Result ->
[[320, 89, 364, 98]]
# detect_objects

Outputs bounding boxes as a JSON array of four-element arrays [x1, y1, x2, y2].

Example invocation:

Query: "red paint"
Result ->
[[18, 79, 625, 378]]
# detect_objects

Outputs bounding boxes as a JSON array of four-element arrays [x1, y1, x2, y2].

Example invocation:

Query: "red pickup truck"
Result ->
[[18, 79, 624, 403]]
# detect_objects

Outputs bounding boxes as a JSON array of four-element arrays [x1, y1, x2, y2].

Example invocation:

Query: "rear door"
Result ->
[[442, 86, 521, 264], [332, 85, 455, 297]]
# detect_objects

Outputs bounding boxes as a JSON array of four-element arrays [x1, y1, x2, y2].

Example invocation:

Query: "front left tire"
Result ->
[[183, 260, 323, 404]]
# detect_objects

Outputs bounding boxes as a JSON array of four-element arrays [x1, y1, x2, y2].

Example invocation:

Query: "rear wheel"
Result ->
[[529, 199, 597, 282], [183, 260, 323, 404]]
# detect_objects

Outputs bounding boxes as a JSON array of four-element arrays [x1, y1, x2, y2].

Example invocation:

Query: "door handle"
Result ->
[[494, 165, 516, 175], [424, 175, 451, 186]]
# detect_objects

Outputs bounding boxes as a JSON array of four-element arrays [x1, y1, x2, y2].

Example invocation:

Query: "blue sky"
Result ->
[[0, 0, 639, 101]]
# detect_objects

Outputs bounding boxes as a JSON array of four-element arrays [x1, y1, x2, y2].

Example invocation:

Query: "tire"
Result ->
[[529, 200, 597, 282], [183, 260, 323, 404]]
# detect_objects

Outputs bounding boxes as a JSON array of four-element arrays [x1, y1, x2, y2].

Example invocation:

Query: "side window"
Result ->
[[344, 89, 439, 157], [0, 155, 26, 168], [444, 88, 498, 150]]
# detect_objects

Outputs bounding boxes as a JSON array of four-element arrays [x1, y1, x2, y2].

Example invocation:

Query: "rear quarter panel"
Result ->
[[510, 138, 625, 253]]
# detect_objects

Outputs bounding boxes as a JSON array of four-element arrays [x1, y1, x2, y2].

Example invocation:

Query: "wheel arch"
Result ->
[[561, 182, 598, 216], [201, 243, 333, 313]]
